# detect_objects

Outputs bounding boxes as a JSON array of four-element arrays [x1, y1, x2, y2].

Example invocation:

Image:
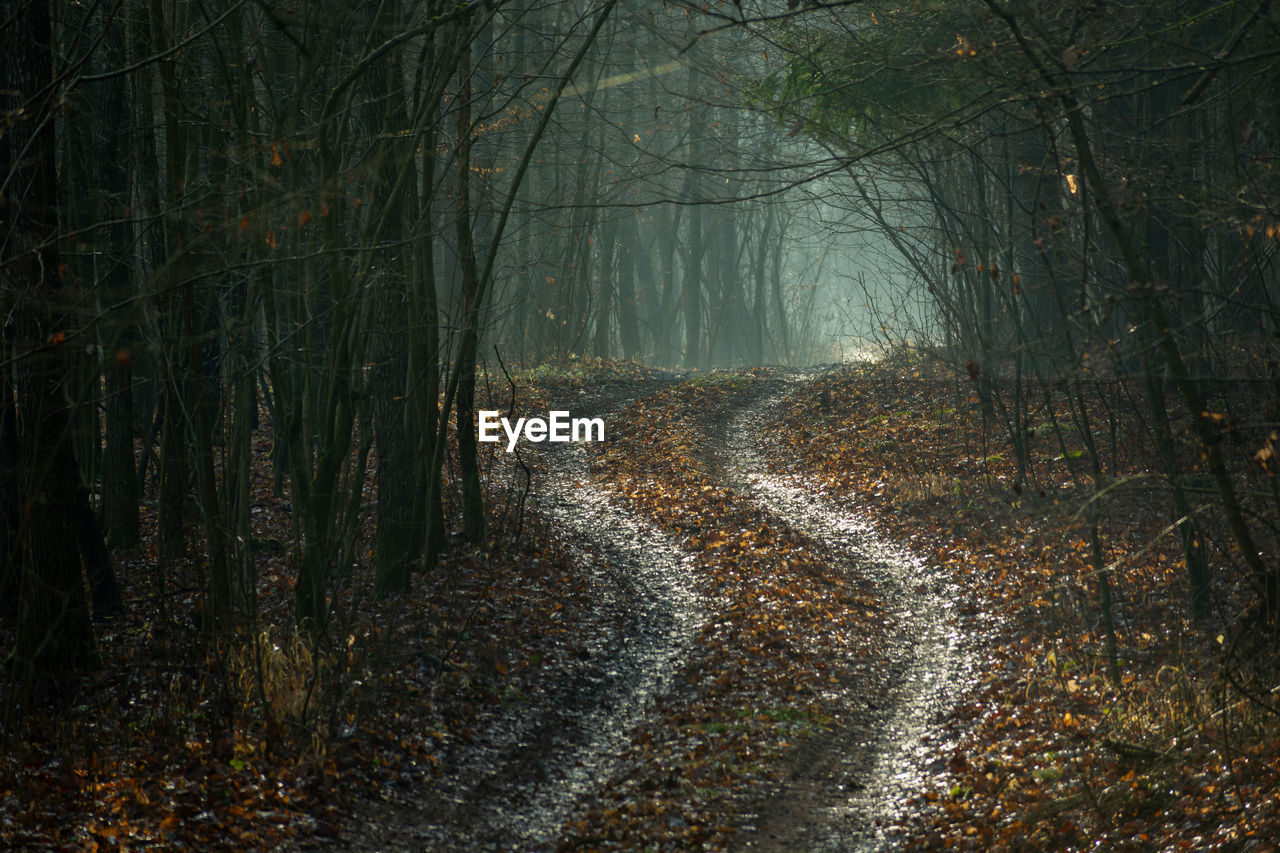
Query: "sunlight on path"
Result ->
[[415, 435, 703, 850], [728, 381, 981, 850], [512, 441, 703, 846]]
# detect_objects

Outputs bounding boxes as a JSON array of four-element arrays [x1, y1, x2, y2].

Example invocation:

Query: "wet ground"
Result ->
[[723, 379, 982, 850], [338, 372, 987, 850]]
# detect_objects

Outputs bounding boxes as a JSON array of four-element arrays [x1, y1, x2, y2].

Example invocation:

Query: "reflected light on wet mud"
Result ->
[[728, 382, 992, 850]]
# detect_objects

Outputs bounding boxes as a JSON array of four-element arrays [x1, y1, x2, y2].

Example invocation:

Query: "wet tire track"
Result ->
[[479, 434, 702, 848], [368, 385, 700, 851], [721, 377, 979, 850]]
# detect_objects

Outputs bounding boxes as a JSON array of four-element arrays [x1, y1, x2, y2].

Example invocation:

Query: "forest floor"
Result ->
[[2, 356, 1278, 851]]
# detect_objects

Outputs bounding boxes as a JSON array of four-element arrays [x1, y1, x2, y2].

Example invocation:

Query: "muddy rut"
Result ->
[[339, 383, 699, 851], [722, 379, 979, 850]]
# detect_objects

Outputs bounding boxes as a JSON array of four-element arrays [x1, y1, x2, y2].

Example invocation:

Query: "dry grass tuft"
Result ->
[[230, 629, 324, 727]]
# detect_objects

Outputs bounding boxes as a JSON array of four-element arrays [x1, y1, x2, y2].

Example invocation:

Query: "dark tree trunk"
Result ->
[[1141, 352, 1212, 616], [654, 208, 678, 365], [152, 0, 188, 569], [0, 374, 18, 622], [682, 175, 702, 369], [103, 349, 141, 549], [616, 217, 641, 360], [372, 303, 421, 592], [594, 217, 616, 358], [75, 466, 123, 617], [93, 12, 142, 551], [455, 35, 486, 544], [2, 0, 101, 675], [418, 140, 447, 572], [368, 0, 422, 595]]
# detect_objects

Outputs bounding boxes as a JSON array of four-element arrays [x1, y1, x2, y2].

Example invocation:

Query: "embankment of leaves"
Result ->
[[765, 361, 1280, 850], [552, 371, 892, 850]]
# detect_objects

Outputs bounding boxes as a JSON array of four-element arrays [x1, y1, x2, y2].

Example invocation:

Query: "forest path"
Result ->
[[336, 372, 975, 851], [537, 371, 979, 849]]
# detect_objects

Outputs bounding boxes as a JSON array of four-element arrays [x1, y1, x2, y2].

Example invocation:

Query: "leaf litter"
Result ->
[[5, 355, 1276, 851]]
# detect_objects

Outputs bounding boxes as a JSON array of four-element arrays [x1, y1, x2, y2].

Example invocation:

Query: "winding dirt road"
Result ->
[[339, 372, 981, 851]]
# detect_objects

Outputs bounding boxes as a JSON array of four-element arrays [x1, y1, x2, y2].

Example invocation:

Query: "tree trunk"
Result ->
[[75, 465, 122, 616], [151, 0, 188, 571], [418, 137, 447, 572], [683, 183, 703, 369], [594, 217, 616, 358], [617, 217, 642, 359], [2, 0, 101, 675], [455, 33, 486, 544], [103, 350, 141, 550], [0, 363, 19, 621], [369, 0, 422, 594]]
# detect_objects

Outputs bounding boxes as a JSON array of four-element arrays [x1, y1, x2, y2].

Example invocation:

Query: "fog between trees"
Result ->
[[3, 0, 1279, 676]]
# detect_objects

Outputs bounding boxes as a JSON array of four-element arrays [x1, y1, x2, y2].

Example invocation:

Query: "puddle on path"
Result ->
[[727, 383, 983, 850], [408, 434, 703, 851]]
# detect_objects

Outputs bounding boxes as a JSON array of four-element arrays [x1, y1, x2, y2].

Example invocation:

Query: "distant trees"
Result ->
[[0, 0, 869, 681], [488, 2, 804, 368], [7, 0, 722, 675]]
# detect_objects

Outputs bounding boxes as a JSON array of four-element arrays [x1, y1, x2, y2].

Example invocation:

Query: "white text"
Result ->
[[478, 410, 605, 452]]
